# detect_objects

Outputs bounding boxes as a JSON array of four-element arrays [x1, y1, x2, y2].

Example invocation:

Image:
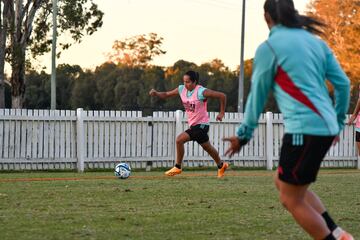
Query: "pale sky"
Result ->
[[36, 0, 311, 71]]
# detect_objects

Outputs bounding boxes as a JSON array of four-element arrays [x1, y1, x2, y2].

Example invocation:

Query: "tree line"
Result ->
[[3, 56, 357, 115], [15, 58, 257, 114]]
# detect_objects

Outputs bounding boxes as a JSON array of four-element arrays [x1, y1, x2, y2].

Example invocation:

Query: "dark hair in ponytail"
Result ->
[[264, 0, 325, 35], [185, 70, 199, 84]]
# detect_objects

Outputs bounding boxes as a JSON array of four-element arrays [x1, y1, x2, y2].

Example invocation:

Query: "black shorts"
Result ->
[[185, 124, 209, 144], [278, 134, 335, 185], [356, 131, 360, 142]]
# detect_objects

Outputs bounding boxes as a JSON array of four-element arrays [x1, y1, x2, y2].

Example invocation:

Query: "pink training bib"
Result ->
[[356, 92, 360, 128], [180, 85, 209, 126], [356, 116, 360, 128]]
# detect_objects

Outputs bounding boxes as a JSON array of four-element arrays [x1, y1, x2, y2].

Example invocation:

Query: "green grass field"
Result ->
[[0, 169, 359, 240]]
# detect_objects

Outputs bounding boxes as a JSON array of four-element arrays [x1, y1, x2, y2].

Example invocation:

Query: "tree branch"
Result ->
[[0, 1, 11, 85], [0, 1, 11, 44], [21, 0, 41, 45], [15, 0, 23, 40], [20, 0, 31, 25], [0, 0, 2, 28], [7, 0, 14, 39]]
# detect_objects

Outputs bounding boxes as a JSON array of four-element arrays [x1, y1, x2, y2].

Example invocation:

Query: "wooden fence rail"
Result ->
[[0, 109, 358, 171]]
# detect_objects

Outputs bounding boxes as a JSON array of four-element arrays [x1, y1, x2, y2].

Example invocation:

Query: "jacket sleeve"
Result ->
[[236, 42, 276, 141], [324, 43, 350, 132]]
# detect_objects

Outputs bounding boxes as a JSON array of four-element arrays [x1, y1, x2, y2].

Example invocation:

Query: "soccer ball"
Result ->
[[114, 163, 131, 179]]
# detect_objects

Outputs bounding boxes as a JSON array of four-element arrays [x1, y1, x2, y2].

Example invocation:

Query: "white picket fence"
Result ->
[[0, 108, 358, 171]]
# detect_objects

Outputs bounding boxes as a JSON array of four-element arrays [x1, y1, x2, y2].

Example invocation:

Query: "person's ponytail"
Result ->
[[195, 72, 199, 84]]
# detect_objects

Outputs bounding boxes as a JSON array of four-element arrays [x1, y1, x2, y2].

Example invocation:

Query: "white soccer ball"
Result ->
[[114, 163, 131, 179]]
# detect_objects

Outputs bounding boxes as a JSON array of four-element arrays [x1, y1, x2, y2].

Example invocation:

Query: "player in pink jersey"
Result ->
[[348, 84, 360, 155], [149, 70, 228, 177]]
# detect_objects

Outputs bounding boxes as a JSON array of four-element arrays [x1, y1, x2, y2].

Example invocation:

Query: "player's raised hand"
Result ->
[[216, 113, 224, 122], [149, 89, 158, 97], [332, 135, 340, 146], [223, 136, 242, 158], [348, 114, 356, 124]]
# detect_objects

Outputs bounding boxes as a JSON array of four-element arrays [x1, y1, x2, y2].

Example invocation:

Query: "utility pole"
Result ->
[[51, 0, 57, 109], [237, 0, 246, 113]]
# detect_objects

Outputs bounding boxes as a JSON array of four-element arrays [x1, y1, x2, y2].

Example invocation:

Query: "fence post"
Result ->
[[266, 112, 273, 170], [174, 110, 183, 163], [76, 108, 85, 172], [146, 116, 153, 171]]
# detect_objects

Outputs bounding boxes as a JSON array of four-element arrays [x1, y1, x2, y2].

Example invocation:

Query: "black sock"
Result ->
[[323, 233, 336, 240], [217, 162, 223, 169], [322, 211, 338, 232], [175, 164, 181, 169]]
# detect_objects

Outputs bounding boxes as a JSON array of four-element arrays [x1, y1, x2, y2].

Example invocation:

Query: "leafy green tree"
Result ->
[[0, 0, 103, 108], [92, 63, 145, 110], [198, 59, 235, 112], [70, 70, 96, 109], [113, 66, 143, 110], [21, 57, 280, 113], [56, 64, 83, 109], [93, 63, 118, 109], [25, 64, 85, 109], [24, 70, 50, 109], [108, 33, 166, 68], [138, 66, 166, 114]]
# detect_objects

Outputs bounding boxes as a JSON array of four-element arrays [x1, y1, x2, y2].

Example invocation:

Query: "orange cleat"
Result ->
[[165, 167, 182, 176], [338, 231, 354, 240], [217, 162, 229, 178]]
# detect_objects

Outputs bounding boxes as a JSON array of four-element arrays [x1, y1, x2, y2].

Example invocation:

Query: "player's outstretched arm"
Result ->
[[324, 43, 350, 131], [203, 89, 226, 121], [149, 88, 179, 99], [222, 43, 275, 156], [349, 98, 360, 124]]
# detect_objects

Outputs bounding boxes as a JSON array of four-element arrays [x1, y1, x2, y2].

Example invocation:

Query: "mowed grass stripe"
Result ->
[[0, 169, 359, 182]]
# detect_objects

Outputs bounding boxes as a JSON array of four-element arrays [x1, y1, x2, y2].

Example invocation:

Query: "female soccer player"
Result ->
[[149, 70, 228, 177], [348, 84, 360, 155], [224, 0, 353, 239]]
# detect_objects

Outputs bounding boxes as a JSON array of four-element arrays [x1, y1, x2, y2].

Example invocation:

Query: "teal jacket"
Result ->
[[237, 25, 350, 141]]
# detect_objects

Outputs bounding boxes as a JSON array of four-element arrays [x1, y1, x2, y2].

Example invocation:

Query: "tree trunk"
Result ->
[[0, 0, 8, 108], [10, 46, 26, 109], [9, 0, 24, 109], [8, 0, 42, 109], [0, 63, 5, 109]]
